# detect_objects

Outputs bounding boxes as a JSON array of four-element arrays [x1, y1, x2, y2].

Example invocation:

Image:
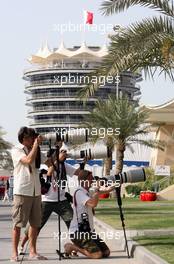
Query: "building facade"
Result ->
[[23, 42, 142, 135], [144, 99, 174, 167]]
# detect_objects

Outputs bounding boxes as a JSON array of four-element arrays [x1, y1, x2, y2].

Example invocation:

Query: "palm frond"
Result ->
[[0, 127, 13, 170], [79, 16, 174, 99], [110, 16, 174, 50], [0, 134, 12, 150], [101, 0, 174, 17], [130, 138, 165, 150]]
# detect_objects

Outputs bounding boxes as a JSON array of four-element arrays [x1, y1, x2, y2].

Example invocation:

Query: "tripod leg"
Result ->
[[115, 187, 130, 258], [58, 213, 61, 260], [55, 144, 62, 261]]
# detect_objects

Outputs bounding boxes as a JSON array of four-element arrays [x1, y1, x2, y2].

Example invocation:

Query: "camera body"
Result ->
[[40, 177, 51, 195], [78, 213, 91, 233], [39, 170, 51, 195], [65, 192, 73, 203]]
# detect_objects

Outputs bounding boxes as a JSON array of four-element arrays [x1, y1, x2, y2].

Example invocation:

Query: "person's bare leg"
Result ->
[[11, 226, 21, 259], [28, 226, 38, 256], [21, 223, 30, 248], [21, 233, 29, 248], [28, 226, 47, 260], [64, 243, 102, 259]]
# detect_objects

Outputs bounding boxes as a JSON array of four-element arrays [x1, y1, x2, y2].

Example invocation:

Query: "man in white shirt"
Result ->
[[11, 126, 47, 261], [20, 148, 82, 253], [65, 170, 111, 259]]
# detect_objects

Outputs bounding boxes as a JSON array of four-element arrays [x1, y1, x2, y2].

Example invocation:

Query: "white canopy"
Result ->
[[28, 42, 108, 64]]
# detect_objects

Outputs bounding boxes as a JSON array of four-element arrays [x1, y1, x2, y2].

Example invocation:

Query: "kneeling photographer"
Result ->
[[64, 170, 115, 259]]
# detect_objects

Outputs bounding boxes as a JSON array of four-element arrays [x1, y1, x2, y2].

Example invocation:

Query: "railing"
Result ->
[[25, 80, 141, 89], [25, 80, 141, 90], [29, 118, 83, 125], [24, 64, 99, 74], [25, 81, 85, 89], [151, 176, 174, 193], [27, 105, 92, 113], [25, 80, 86, 88], [155, 177, 171, 192], [25, 80, 55, 87], [26, 92, 79, 100]]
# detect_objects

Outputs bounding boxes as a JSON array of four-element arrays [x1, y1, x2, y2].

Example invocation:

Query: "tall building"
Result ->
[[23, 42, 141, 135]]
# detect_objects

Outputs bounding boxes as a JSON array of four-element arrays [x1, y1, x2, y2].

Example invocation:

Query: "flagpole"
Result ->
[[81, 9, 86, 67], [82, 9, 86, 43]]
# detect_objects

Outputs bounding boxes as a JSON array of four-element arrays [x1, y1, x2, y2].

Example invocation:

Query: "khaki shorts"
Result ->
[[12, 195, 41, 228]]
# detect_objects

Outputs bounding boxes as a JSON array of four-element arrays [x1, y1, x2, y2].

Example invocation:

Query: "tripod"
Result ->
[[48, 141, 62, 261], [115, 176, 130, 258]]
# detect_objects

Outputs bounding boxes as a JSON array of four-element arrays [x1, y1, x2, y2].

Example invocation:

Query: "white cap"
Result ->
[[40, 164, 48, 171]]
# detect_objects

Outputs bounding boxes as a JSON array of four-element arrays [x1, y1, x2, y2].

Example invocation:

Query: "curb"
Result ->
[[94, 217, 169, 264], [128, 240, 169, 264]]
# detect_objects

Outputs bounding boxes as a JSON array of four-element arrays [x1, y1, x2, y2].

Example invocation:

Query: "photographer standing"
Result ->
[[64, 170, 112, 259], [20, 147, 82, 255], [11, 127, 47, 262]]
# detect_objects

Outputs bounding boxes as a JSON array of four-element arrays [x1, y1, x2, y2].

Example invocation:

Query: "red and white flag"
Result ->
[[83, 10, 93, 24]]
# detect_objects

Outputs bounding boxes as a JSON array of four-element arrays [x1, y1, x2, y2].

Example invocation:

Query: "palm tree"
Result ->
[[0, 127, 13, 170], [84, 96, 164, 175], [80, 0, 174, 98]]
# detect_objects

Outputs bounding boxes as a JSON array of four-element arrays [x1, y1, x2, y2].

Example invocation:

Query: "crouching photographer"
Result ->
[[64, 170, 115, 259]]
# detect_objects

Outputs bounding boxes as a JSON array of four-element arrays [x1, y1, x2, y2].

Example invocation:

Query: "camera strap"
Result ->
[[74, 189, 85, 225], [60, 162, 67, 189], [35, 146, 41, 169], [23, 148, 32, 173]]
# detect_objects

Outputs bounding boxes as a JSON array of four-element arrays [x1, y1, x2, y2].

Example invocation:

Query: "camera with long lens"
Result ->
[[42, 130, 110, 161], [93, 168, 146, 188], [78, 213, 91, 233], [42, 131, 146, 185], [43, 129, 88, 145], [42, 129, 89, 157], [115, 168, 146, 184], [67, 141, 111, 160]]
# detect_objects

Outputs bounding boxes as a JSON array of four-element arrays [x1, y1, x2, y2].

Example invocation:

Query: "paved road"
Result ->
[[0, 201, 137, 263]]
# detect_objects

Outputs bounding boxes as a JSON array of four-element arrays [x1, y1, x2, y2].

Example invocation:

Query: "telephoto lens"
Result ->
[[119, 168, 146, 183], [43, 129, 88, 145], [97, 168, 146, 187], [67, 141, 111, 160]]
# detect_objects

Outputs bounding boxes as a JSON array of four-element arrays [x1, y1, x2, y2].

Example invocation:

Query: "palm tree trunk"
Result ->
[[103, 146, 113, 176], [115, 142, 125, 174], [103, 154, 112, 176]]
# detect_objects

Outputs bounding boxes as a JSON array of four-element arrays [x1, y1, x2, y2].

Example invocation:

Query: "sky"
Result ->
[[0, 0, 173, 145]]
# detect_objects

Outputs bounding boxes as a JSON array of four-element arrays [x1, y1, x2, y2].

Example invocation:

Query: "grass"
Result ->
[[95, 198, 174, 230], [96, 198, 174, 263], [134, 236, 174, 264]]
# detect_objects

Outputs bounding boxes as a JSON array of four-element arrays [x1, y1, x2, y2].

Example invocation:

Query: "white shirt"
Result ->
[[42, 163, 76, 202], [69, 186, 94, 234], [12, 143, 43, 196]]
